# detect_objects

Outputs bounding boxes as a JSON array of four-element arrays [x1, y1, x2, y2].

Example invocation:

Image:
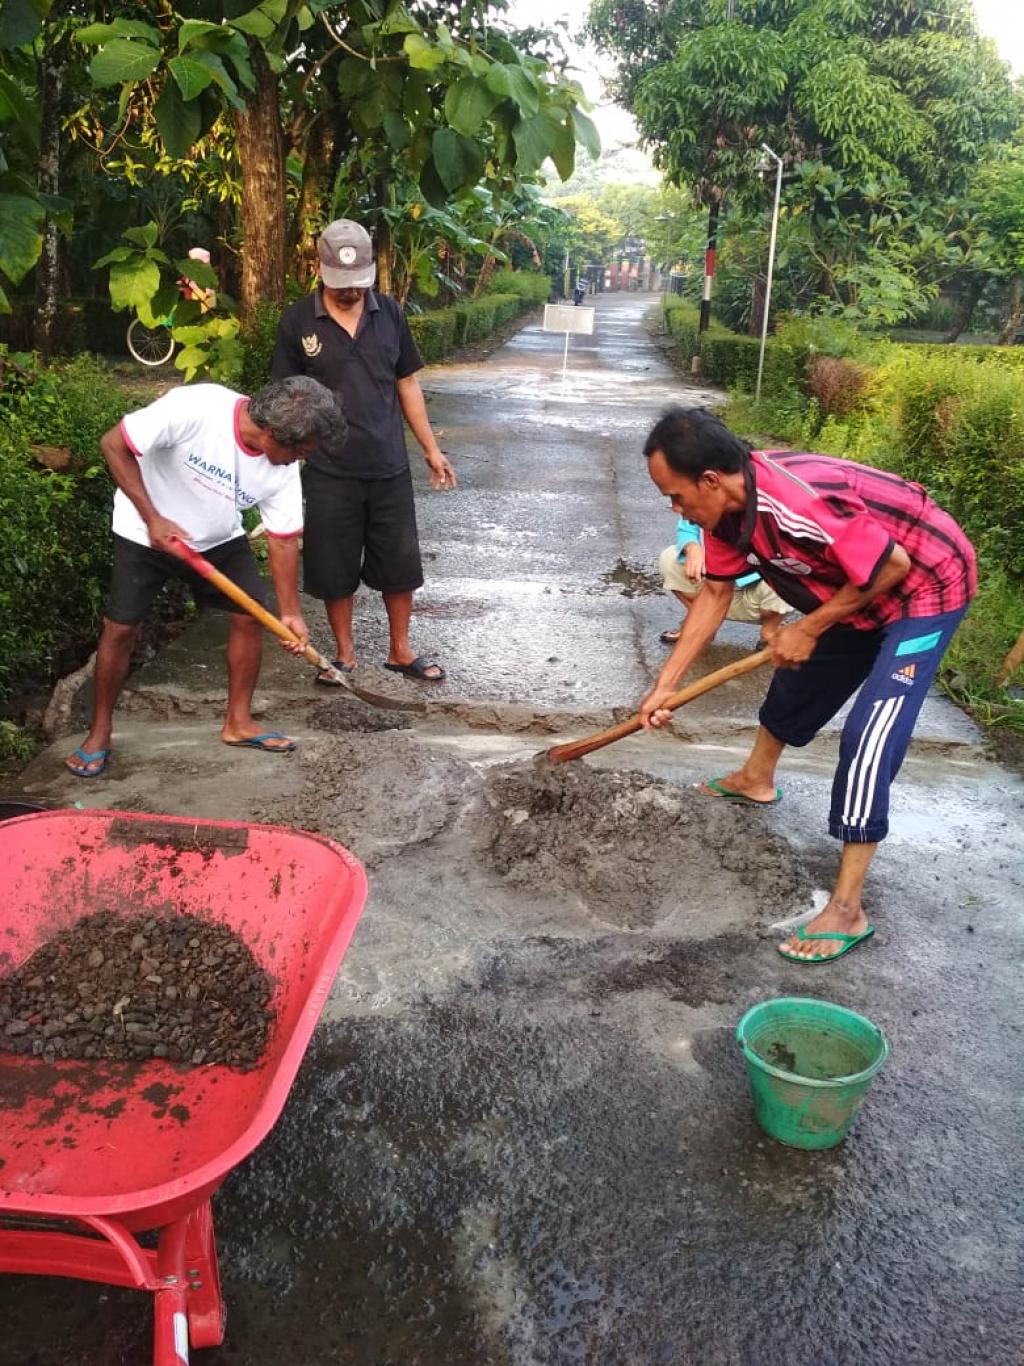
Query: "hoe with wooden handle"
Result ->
[[167, 537, 425, 713], [545, 647, 772, 764]]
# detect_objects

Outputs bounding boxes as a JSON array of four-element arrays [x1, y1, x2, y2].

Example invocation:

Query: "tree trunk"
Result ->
[[372, 176, 394, 297], [698, 198, 720, 334], [233, 43, 287, 323], [942, 277, 985, 343], [288, 113, 335, 289], [33, 23, 66, 360], [998, 275, 1024, 346], [749, 273, 766, 337]]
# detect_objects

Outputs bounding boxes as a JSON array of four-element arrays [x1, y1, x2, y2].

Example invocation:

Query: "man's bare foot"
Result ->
[[778, 897, 871, 961], [698, 769, 780, 805]]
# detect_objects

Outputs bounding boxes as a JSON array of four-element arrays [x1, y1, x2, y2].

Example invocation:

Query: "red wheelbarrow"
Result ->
[[0, 808, 367, 1364]]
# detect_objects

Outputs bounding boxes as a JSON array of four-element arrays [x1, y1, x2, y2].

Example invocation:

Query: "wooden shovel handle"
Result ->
[[166, 537, 335, 675], [546, 647, 773, 765]]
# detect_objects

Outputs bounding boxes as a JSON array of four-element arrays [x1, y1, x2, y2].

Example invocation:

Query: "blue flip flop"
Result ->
[[66, 746, 110, 778], [777, 924, 875, 964], [223, 732, 296, 753]]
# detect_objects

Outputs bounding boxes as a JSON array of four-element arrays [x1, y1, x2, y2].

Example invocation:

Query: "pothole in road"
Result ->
[[480, 760, 814, 931], [309, 699, 413, 734], [600, 558, 663, 598], [412, 598, 494, 619]]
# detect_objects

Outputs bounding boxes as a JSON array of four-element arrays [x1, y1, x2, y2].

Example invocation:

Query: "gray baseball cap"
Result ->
[[318, 219, 376, 289]]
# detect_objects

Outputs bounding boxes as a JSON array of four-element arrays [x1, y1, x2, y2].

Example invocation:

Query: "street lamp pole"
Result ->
[[755, 143, 783, 405]]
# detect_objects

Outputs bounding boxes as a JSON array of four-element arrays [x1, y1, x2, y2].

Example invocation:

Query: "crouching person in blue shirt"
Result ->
[[658, 516, 789, 647]]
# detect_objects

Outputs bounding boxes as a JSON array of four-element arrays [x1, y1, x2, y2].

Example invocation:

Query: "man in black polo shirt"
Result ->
[[271, 218, 456, 682]]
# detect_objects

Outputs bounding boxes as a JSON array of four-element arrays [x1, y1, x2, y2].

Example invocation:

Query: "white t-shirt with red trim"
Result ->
[[113, 384, 303, 553]]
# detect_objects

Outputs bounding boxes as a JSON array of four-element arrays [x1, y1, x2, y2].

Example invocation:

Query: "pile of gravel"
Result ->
[[0, 910, 274, 1069]]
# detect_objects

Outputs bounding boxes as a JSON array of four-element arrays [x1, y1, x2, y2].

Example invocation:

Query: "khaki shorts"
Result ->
[[658, 544, 790, 625]]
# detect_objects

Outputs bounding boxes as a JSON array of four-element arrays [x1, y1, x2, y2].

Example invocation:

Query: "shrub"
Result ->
[[483, 270, 551, 306], [765, 315, 872, 396], [662, 296, 703, 361], [887, 340, 1024, 371], [700, 334, 762, 389], [490, 293, 521, 326], [407, 309, 457, 363], [238, 299, 284, 394], [0, 353, 133, 697], [807, 356, 870, 417], [453, 297, 497, 345]]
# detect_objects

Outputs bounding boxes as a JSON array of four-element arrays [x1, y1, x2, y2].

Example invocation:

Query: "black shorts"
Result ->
[[301, 467, 424, 600], [105, 534, 268, 625]]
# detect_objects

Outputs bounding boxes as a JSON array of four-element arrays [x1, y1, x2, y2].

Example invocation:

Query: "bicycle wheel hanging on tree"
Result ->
[[126, 318, 174, 367]]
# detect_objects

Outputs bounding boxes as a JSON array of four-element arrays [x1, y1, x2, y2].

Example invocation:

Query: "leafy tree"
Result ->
[[76, 1, 600, 320], [589, 0, 1016, 201], [587, 0, 1019, 325], [554, 195, 623, 264], [0, 0, 68, 320], [971, 145, 1024, 343]]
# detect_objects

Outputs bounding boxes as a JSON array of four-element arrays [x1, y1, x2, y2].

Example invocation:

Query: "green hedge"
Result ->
[[662, 297, 705, 361], [700, 334, 762, 389], [452, 297, 497, 345], [483, 269, 551, 305], [409, 281, 538, 363], [490, 293, 521, 326], [408, 309, 458, 363], [0, 354, 133, 697]]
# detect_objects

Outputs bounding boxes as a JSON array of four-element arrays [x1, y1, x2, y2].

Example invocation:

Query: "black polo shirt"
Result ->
[[271, 288, 423, 480]]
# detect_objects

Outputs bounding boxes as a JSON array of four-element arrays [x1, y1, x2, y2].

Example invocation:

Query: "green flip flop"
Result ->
[[701, 777, 782, 807], [777, 923, 875, 964]]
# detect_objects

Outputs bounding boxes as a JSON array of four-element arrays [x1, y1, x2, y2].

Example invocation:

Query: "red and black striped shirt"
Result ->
[[703, 451, 976, 629]]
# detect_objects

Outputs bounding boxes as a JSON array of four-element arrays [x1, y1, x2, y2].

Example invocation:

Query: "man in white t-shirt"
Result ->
[[66, 376, 346, 777]]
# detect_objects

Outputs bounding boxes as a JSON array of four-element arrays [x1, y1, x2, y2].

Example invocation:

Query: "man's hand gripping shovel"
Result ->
[[166, 537, 423, 713]]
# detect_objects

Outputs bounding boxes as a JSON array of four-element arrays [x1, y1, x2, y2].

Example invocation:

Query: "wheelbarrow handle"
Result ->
[[165, 536, 336, 676]]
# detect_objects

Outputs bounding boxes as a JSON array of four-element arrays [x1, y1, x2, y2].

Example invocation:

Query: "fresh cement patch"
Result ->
[[257, 731, 475, 867], [308, 697, 413, 734], [480, 760, 814, 931]]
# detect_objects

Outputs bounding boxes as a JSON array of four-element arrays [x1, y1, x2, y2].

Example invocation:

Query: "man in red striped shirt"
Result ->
[[639, 407, 976, 966]]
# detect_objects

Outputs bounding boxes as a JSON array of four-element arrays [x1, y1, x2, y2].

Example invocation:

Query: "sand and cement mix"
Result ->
[[481, 759, 814, 929], [261, 731, 476, 867]]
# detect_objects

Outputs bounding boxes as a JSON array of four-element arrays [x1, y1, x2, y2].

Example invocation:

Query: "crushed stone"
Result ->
[[0, 910, 274, 1069]]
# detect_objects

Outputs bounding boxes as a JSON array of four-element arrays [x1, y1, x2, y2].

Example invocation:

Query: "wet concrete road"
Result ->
[[4, 294, 1023, 1364]]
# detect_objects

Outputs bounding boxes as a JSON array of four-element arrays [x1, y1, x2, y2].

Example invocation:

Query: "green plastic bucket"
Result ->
[[736, 997, 889, 1150]]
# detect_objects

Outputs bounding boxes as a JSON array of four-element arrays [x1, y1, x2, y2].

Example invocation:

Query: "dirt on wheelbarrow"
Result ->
[[0, 909, 274, 1069], [480, 759, 814, 930]]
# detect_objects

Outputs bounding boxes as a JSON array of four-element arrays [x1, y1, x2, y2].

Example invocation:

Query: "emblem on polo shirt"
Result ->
[[301, 333, 322, 357]]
